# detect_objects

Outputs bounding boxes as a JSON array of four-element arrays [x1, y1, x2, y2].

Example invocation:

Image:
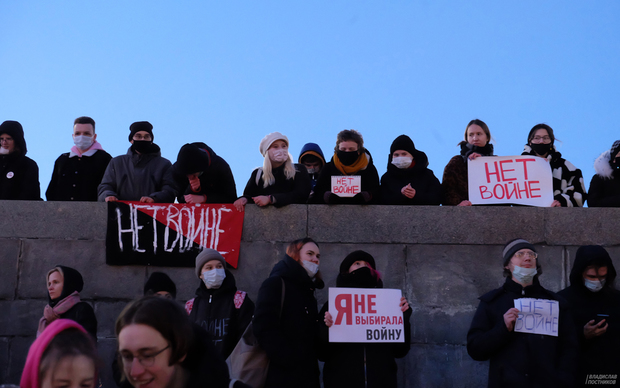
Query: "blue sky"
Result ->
[[1, 1, 619, 200]]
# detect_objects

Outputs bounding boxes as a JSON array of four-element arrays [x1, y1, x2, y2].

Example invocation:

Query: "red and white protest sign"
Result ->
[[331, 176, 361, 197], [468, 156, 554, 207], [328, 288, 404, 343]]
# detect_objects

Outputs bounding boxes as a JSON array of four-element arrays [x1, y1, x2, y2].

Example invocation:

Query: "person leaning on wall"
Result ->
[[521, 123, 587, 207], [46, 116, 112, 201], [587, 140, 620, 207], [0, 120, 41, 200], [466, 239, 578, 387], [298, 142, 326, 196], [441, 119, 494, 206]]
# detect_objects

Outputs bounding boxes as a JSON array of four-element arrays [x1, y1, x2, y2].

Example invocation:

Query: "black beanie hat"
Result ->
[[144, 272, 177, 299], [175, 143, 212, 175], [390, 135, 416, 156], [128, 121, 154, 142], [610, 140, 620, 162], [340, 250, 377, 274]]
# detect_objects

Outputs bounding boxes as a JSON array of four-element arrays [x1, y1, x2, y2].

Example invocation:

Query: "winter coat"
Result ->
[[97, 145, 176, 202], [558, 249, 620, 383], [587, 149, 620, 207], [185, 270, 254, 359], [172, 143, 237, 204], [318, 269, 412, 388], [467, 277, 578, 388], [46, 149, 112, 201], [0, 153, 40, 200], [380, 149, 443, 205], [310, 151, 380, 204], [253, 255, 322, 388], [522, 145, 587, 207], [441, 155, 469, 205], [240, 163, 311, 207]]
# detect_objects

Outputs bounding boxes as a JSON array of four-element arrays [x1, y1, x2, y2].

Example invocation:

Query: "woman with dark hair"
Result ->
[[38, 265, 97, 340], [234, 132, 311, 211], [467, 239, 578, 387], [319, 250, 411, 388], [116, 296, 231, 388], [0, 120, 41, 200], [522, 123, 587, 207], [311, 129, 380, 204], [587, 140, 620, 207], [442, 119, 494, 206], [252, 238, 324, 388]]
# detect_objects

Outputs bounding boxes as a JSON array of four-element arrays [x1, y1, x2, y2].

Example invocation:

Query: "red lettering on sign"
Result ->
[[335, 294, 352, 325]]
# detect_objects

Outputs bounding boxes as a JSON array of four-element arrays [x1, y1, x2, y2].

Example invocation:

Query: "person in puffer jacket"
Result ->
[[587, 140, 620, 207]]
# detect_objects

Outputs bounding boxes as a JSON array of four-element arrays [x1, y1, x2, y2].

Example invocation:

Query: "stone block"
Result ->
[[6, 336, 34, 385], [0, 200, 107, 240], [411, 306, 476, 345], [97, 337, 119, 388], [0, 300, 47, 336], [545, 207, 620, 246], [240, 204, 307, 242], [18, 239, 144, 299], [0, 239, 19, 299], [0, 337, 8, 384], [406, 344, 488, 388], [95, 301, 131, 338], [232, 242, 288, 302], [146, 266, 196, 302]]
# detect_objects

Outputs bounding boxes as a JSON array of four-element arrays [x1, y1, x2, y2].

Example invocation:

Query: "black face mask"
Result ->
[[530, 143, 552, 156], [338, 266, 379, 288], [132, 140, 155, 154], [337, 150, 359, 166]]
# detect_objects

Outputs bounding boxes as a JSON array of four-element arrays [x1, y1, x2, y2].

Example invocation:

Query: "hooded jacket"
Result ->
[[467, 277, 578, 388], [97, 145, 176, 202], [253, 255, 323, 388], [0, 121, 41, 200], [298, 143, 326, 191], [240, 163, 311, 207], [42, 265, 97, 340], [522, 145, 587, 207], [557, 246, 620, 381], [380, 147, 443, 205], [172, 143, 237, 204], [318, 266, 412, 388], [587, 149, 620, 207], [186, 269, 254, 359]]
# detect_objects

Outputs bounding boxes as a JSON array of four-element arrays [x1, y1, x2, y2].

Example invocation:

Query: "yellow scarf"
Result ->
[[333, 152, 369, 175]]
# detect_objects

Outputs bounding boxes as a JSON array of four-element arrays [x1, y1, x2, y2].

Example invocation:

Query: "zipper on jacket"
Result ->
[[209, 295, 212, 303]]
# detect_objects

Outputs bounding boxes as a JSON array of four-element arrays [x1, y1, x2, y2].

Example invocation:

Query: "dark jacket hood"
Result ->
[[270, 255, 324, 290], [0, 120, 27, 156], [174, 142, 215, 175], [298, 143, 326, 166], [49, 265, 84, 305], [569, 245, 617, 291]]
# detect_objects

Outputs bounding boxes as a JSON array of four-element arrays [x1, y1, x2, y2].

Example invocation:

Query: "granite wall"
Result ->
[[1, 201, 619, 387]]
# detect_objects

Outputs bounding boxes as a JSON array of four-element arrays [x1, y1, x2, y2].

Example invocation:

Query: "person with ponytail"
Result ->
[[252, 238, 324, 388], [442, 119, 494, 206], [234, 132, 311, 211], [38, 265, 97, 341], [310, 129, 380, 204], [319, 250, 411, 388]]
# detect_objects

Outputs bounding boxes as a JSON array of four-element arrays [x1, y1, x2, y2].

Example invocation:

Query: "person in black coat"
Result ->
[[234, 132, 311, 211], [46, 116, 112, 201], [38, 265, 97, 341], [253, 238, 324, 388], [0, 120, 41, 200], [588, 140, 620, 207], [467, 239, 578, 388], [319, 250, 412, 388], [558, 245, 620, 385], [310, 129, 380, 204], [380, 135, 442, 205], [171, 142, 237, 204]]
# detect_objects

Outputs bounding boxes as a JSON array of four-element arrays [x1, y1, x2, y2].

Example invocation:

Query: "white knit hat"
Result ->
[[259, 132, 289, 156]]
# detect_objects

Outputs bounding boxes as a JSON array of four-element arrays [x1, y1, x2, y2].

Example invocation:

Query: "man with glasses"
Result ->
[[0, 120, 41, 200], [98, 121, 175, 203], [467, 238, 578, 387]]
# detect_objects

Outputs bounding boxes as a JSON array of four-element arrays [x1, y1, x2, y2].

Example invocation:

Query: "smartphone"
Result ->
[[594, 314, 609, 325]]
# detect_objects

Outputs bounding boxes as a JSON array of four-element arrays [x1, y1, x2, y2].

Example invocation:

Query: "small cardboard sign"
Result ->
[[331, 175, 361, 197], [514, 298, 559, 337], [468, 156, 554, 207], [328, 287, 404, 343]]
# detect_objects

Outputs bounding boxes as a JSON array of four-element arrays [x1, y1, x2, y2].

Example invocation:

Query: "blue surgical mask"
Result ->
[[301, 260, 319, 278], [512, 265, 537, 285], [202, 268, 226, 289], [584, 278, 605, 292]]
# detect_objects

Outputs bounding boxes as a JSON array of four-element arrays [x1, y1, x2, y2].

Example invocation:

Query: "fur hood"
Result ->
[[594, 149, 614, 179]]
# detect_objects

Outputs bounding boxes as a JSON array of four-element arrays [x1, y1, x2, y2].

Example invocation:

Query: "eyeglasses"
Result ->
[[0, 138, 14, 143], [121, 345, 170, 367], [514, 251, 537, 259], [133, 134, 152, 141], [531, 136, 551, 143]]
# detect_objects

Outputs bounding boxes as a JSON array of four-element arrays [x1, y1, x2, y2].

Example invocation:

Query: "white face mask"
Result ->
[[391, 156, 412, 169], [269, 149, 288, 163], [584, 278, 605, 292], [301, 260, 319, 278], [202, 268, 226, 289], [73, 135, 94, 150], [512, 265, 537, 285]]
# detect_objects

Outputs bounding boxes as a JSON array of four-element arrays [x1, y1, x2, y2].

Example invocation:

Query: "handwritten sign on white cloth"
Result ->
[[331, 176, 361, 197]]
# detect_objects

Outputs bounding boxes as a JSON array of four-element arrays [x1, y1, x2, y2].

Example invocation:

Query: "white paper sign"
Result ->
[[328, 287, 404, 343], [331, 175, 361, 197], [468, 156, 554, 207], [513, 298, 559, 337]]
